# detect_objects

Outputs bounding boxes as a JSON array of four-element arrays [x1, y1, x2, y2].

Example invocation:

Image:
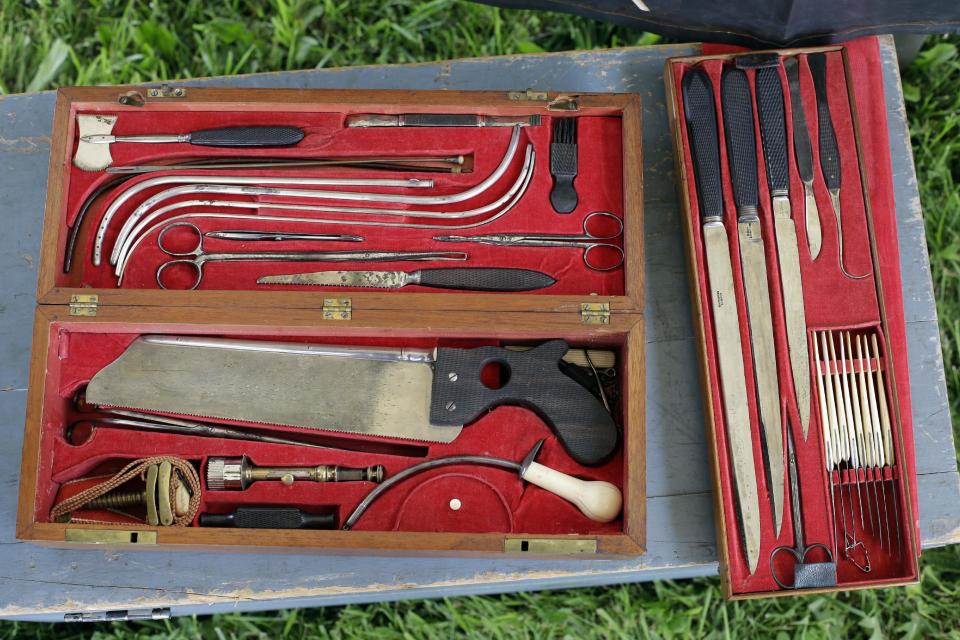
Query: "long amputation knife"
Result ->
[[754, 64, 812, 441], [807, 53, 869, 280], [721, 68, 785, 538], [682, 68, 761, 574], [784, 58, 822, 260]]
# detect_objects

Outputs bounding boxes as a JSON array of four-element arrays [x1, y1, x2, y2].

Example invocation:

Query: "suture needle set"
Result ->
[[16, 38, 918, 598]]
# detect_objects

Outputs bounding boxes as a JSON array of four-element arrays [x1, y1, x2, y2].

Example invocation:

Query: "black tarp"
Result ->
[[479, 0, 958, 48]]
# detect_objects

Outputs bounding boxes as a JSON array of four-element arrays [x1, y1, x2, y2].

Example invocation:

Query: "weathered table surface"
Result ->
[[1, 37, 957, 622]]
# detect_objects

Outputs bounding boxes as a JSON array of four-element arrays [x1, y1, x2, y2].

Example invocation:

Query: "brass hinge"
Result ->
[[506, 89, 579, 111], [322, 298, 352, 320], [147, 83, 186, 99], [580, 302, 610, 325], [504, 538, 598, 554], [508, 89, 549, 102], [65, 528, 157, 545], [65, 607, 171, 622], [69, 294, 99, 317]]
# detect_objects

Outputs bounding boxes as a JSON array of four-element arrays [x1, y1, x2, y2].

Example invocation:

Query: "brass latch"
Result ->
[[507, 89, 579, 111], [65, 529, 157, 545], [322, 298, 352, 320], [504, 538, 598, 554], [580, 302, 610, 325], [69, 294, 98, 317]]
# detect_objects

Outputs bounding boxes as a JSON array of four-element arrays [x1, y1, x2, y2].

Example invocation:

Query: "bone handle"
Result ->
[[521, 461, 622, 523]]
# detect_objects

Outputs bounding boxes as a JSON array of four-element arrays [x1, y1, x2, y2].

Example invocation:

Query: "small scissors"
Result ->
[[154, 222, 465, 290], [770, 427, 837, 590], [433, 210, 624, 272]]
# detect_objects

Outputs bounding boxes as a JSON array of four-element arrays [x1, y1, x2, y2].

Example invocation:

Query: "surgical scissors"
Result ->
[[770, 425, 837, 590], [433, 210, 624, 272], [153, 222, 466, 290]]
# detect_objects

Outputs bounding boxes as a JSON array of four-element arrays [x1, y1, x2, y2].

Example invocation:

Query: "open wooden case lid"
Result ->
[[37, 86, 643, 317]]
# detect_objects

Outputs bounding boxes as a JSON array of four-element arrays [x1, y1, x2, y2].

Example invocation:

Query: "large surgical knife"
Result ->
[[784, 57, 822, 260], [682, 68, 761, 574], [721, 68, 785, 538], [808, 53, 869, 280], [755, 65, 812, 442], [257, 267, 556, 291]]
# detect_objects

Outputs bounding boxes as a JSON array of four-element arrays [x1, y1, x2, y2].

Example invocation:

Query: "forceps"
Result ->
[[770, 425, 837, 590], [433, 210, 624, 271], [154, 222, 466, 290]]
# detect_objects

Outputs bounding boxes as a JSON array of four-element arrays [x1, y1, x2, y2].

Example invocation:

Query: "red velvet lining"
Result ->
[[37, 324, 626, 536], [670, 37, 918, 594], [56, 107, 625, 295]]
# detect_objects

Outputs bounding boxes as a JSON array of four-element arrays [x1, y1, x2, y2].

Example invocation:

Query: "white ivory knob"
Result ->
[[520, 461, 622, 523]]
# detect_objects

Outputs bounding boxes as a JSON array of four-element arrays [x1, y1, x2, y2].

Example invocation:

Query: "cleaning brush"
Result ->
[[549, 118, 579, 213]]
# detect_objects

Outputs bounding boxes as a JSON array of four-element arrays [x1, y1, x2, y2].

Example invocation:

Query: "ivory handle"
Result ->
[[521, 461, 622, 523]]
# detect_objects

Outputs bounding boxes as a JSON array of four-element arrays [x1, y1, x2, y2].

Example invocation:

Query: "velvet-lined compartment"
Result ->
[[37, 324, 626, 537], [670, 37, 919, 595], [55, 106, 626, 295]]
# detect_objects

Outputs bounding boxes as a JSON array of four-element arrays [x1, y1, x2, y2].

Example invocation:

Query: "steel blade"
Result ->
[[738, 219, 785, 537], [803, 184, 822, 260], [773, 212, 811, 440], [86, 336, 459, 443], [258, 271, 409, 288], [704, 223, 762, 575]]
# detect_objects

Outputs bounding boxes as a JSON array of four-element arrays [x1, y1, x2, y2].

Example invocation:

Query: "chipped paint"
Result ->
[[0, 135, 49, 153], [0, 561, 718, 617]]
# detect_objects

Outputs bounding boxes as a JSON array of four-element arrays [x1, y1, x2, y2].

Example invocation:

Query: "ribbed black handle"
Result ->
[[721, 68, 759, 211], [755, 67, 789, 193], [403, 114, 480, 127], [681, 69, 723, 222], [808, 53, 841, 190], [417, 267, 556, 292], [199, 507, 336, 529], [430, 340, 619, 466], [785, 58, 815, 183], [188, 126, 304, 147]]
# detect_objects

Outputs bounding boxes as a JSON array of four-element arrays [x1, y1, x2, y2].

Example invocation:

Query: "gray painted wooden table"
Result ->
[[1, 37, 957, 621]]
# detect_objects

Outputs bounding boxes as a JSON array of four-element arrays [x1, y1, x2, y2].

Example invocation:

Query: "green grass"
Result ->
[[0, 0, 659, 94], [2, 2, 960, 637]]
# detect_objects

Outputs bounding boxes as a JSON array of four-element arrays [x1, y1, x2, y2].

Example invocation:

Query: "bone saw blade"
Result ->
[[85, 335, 454, 443]]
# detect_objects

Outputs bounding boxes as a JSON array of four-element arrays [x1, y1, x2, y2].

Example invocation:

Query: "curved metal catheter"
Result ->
[[114, 146, 535, 283], [96, 127, 521, 266], [94, 176, 431, 266], [113, 145, 533, 274]]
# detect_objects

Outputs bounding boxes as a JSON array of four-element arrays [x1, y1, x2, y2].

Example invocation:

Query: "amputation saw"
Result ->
[[86, 336, 619, 466]]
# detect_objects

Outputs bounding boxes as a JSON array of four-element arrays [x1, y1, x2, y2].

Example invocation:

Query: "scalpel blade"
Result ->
[[785, 57, 822, 260], [683, 68, 761, 574]]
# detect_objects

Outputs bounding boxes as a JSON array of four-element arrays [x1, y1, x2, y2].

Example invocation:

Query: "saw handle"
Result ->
[[187, 126, 305, 147], [430, 340, 619, 466]]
